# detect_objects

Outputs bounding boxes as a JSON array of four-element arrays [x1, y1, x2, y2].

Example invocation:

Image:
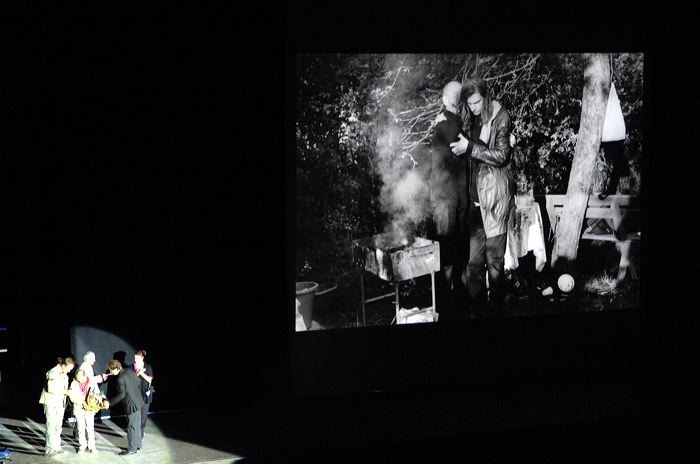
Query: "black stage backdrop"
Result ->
[[0, 1, 698, 459], [0, 3, 276, 415]]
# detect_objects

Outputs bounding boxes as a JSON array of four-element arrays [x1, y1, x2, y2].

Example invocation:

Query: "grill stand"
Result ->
[[358, 270, 437, 326], [394, 285, 399, 324]]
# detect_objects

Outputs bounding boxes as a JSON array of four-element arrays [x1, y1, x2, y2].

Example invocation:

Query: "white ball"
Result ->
[[557, 274, 575, 292]]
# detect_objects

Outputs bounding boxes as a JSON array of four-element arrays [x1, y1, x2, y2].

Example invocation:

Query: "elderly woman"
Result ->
[[39, 357, 75, 457], [428, 81, 470, 316], [69, 369, 99, 454], [450, 76, 515, 311]]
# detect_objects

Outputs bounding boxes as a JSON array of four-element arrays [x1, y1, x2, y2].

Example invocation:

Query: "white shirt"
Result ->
[[79, 361, 102, 388]]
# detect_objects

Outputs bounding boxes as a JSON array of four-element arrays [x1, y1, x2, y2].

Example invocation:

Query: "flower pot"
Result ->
[[295, 281, 319, 331]]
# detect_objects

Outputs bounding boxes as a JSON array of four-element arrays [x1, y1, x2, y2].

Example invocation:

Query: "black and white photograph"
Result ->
[[295, 53, 644, 331]]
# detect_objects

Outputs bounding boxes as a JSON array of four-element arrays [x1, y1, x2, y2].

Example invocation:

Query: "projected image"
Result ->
[[295, 53, 643, 330]]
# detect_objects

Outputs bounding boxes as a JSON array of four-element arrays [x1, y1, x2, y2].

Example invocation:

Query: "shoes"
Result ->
[[77, 447, 86, 454], [89, 448, 99, 454], [119, 450, 137, 455]]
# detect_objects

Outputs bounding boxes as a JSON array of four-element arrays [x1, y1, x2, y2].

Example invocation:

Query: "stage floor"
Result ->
[[0, 413, 244, 464]]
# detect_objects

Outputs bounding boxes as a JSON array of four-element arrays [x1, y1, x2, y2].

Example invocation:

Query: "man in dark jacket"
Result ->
[[428, 81, 469, 316], [450, 77, 515, 310], [104, 359, 145, 455]]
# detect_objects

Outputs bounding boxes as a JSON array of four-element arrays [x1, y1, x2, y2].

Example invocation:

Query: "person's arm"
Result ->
[[445, 121, 464, 151], [107, 375, 126, 407], [137, 365, 153, 385], [80, 363, 101, 385], [449, 133, 469, 155], [469, 117, 512, 167]]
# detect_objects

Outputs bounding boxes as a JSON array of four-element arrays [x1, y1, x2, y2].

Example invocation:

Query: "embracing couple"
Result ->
[[428, 77, 515, 318]]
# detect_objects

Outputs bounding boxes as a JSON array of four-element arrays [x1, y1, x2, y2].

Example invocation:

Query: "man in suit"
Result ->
[[428, 81, 469, 317], [103, 359, 145, 455]]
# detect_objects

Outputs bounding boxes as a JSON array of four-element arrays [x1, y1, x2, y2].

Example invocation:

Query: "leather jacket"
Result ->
[[467, 101, 515, 238]]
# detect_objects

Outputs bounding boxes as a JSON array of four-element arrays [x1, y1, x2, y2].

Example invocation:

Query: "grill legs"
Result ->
[[359, 272, 366, 327], [431, 271, 436, 313], [358, 272, 438, 326], [394, 285, 400, 324]]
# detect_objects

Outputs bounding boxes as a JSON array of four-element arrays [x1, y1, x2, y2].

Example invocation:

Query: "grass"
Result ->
[[584, 271, 619, 296]]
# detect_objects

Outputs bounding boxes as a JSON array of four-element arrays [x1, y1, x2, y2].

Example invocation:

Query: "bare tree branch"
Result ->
[[378, 53, 547, 169], [377, 63, 408, 103], [485, 54, 540, 81]]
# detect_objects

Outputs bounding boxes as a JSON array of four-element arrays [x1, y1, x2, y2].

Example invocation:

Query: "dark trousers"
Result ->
[[126, 409, 142, 452], [427, 209, 469, 315], [434, 262, 468, 316], [140, 401, 151, 438], [466, 205, 507, 305]]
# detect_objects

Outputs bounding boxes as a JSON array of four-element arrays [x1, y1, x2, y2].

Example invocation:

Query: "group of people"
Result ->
[[428, 76, 515, 316], [38, 349, 154, 457]]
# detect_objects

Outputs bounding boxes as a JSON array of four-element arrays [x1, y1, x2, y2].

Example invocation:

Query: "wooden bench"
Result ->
[[545, 194, 640, 281]]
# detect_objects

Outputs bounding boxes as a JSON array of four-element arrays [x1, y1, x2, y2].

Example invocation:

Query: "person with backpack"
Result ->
[[68, 369, 100, 454], [39, 357, 75, 456]]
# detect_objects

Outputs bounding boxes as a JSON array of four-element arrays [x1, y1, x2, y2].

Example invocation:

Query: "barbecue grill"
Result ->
[[352, 234, 440, 325]]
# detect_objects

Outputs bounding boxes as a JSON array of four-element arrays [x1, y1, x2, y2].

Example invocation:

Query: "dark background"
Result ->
[[0, 1, 698, 460]]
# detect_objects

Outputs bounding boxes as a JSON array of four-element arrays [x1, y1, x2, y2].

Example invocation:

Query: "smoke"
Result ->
[[372, 55, 432, 247]]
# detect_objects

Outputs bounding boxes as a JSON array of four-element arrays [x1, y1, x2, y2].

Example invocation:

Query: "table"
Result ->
[[504, 201, 547, 272], [544, 194, 640, 281]]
